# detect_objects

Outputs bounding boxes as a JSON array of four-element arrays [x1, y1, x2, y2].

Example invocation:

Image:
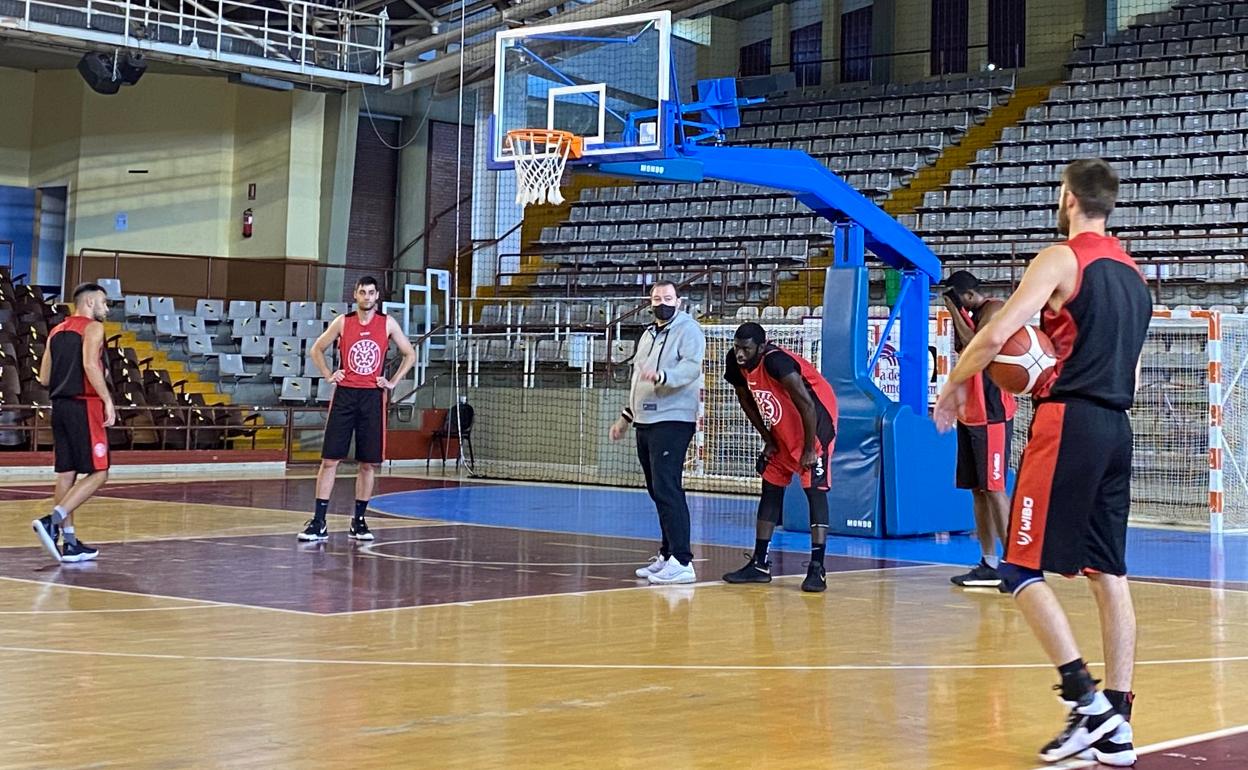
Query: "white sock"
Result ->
[[62, 525, 77, 545], [984, 554, 1000, 569], [51, 506, 68, 524]]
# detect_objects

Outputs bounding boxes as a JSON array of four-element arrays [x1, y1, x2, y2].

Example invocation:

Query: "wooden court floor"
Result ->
[[0, 475, 1246, 769]]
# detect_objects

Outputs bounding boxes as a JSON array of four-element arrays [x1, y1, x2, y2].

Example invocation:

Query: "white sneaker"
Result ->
[[1076, 720, 1136, 767], [648, 559, 696, 585], [635, 554, 668, 578]]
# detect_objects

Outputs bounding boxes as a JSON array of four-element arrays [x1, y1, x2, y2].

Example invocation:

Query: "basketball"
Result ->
[[987, 325, 1057, 395]]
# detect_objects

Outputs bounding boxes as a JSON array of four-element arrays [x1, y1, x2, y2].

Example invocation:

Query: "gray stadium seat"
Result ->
[[123, 295, 150, 325], [154, 314, 180, 341], [259, 300, 286, 320], [181, 316, 207, 337], [186, 334, 218, 360], [295, 319, 326, 338], [315, 379, 335, 403], [228, 300, 256, 321], [320, 302, 349, 321], [98, 278, 123, 301], [265, 319, 294, 338], [231, 317, 262, 339], [217, 354, 256, 386], [271, 336, 300, 356], [151, 296, 175, 316], [195, 299, 224, 323], [240, 335, 269, 359], [279, 377, 311, 404], [272, 354, 301, 378], [289, 301, 317, 321]]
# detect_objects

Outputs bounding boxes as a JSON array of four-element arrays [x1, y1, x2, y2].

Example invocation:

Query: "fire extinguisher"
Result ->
[[242, 208, 254, 239]]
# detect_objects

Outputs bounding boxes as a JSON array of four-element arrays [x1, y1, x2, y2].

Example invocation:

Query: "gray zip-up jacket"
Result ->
[[622, 311, 706, 426]]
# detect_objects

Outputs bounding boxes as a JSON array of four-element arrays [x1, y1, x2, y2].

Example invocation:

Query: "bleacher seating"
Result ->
[[527, 73, 1018, 300], [912, 0, 1248, 283]]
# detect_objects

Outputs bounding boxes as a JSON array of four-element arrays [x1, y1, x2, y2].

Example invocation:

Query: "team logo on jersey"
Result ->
[[93, 442, 107, 458], [753, 390, 783, 427], [348, 339, 382, 375]]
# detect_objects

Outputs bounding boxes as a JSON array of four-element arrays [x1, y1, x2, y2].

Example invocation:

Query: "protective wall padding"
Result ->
[[881, 403, 976, 536]]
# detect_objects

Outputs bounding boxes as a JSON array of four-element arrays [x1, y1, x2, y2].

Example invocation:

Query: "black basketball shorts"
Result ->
[[956, 420, 1012, 492], [322, 386, 387, 464], [52, 398, 110, 474], [1005, 400, 1132, 576]]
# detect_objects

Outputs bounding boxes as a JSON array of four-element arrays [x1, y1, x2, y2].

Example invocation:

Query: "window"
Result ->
[[840, 6, 873, 83], [740, 38, 772, 77], [931, 0, 969, 75], [988, 0, 1026, 68], [790, 23, 822, 87]]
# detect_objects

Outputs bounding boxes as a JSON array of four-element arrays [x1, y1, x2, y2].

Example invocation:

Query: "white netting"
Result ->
[[1219, 315, 1248, 531], [505, 130, 575, 207], [1010, 315, 1216, 529]]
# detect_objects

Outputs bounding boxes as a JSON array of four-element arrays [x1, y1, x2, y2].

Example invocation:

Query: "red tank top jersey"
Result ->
[[725, 344, 838, 450], [1034, 232, 1151, 410], [48, 316, 102, 400], [338, 312, 389, 389], [957, 300, 1016, 426]]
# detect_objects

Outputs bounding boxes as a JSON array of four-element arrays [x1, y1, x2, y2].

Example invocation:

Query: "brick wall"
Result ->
[[345, 116, 399, 300], [426, 120, 474, 272]]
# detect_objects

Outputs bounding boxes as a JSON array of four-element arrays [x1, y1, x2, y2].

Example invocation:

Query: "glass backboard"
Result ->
[[492, 10, 671, 167]]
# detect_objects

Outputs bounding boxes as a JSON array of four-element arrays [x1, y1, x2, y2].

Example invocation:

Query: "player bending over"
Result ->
[[721, 323, 838, 593]]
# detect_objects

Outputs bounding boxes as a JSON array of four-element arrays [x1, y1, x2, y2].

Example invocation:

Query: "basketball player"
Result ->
[[934, 159, 1148, 767], [721, 322, 838, 593], [298, 276, 417, 542], [610, 280, 706, 585], [943, 270, 1015, 590], [30, 283, 114, 563]]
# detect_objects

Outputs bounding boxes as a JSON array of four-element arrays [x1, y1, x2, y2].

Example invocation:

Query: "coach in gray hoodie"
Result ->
[[609, 280, 706, 585]]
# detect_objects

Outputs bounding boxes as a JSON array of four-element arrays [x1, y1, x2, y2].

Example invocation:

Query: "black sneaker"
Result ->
[[1038, 690, 1124, 763], [801, 562, 827, 593], [31, 516, 62, 562], [348, 517, 374, 541], [298, 519, 328, 541], [723, 557, 772, 584], [1076, 719, 1137, 767], [61, 540, 99, 563], [950, 560, 1002, 588]]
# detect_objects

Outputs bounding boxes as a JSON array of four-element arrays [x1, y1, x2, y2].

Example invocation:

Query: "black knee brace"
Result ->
[[758, 481, 785, 524], [998, 561, 1045, 595], [804, 487, 829, 528]]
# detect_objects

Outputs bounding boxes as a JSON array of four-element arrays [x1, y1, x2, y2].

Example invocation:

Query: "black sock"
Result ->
[[1057, 658, 1096, 703], [1104, 689, 1134, 721], [354, 499, 368, 521], [753, 538, 770, 566], [811, 543, 826, 566], [314, 499, 329, 522]]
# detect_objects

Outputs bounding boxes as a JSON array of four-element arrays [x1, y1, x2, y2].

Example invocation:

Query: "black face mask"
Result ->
[[653, 304, 676, 322]]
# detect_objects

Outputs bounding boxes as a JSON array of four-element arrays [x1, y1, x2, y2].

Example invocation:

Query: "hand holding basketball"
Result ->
[[987, 325, 1057, 395]]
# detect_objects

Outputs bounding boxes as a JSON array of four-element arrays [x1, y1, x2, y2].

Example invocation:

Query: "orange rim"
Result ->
[[505, 129, 584, 159]]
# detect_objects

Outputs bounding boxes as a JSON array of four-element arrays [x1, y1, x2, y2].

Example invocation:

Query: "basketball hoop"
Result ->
[[504, 129, 583, 207]]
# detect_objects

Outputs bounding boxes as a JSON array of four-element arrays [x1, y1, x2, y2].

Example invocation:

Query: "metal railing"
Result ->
[[0, 403, 334, 464], [71, 248, 429, 306], [1, 0, 387, 85]]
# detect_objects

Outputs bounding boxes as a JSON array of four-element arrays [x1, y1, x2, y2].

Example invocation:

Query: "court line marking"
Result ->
[[1036, 722, 1248, 770], [0, 520, 448, 551], [335, 564, 944, 615], [0, 605, 226, 615], [0, 575, 326, 617], [360, 537, 711, 568], [0, 644, 1246, 673]]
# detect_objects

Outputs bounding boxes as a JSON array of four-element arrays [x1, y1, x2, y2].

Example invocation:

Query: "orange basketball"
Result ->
[[986, 325, 1057, 395]]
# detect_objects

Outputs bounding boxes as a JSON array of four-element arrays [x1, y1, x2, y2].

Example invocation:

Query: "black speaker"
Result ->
[[735, 72, 798, 98], [77, 52, 121, 95], [117, 52, 146, 86]]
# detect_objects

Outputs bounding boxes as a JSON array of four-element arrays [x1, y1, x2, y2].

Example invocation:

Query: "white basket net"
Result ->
[[504, 129, 578, 207]]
